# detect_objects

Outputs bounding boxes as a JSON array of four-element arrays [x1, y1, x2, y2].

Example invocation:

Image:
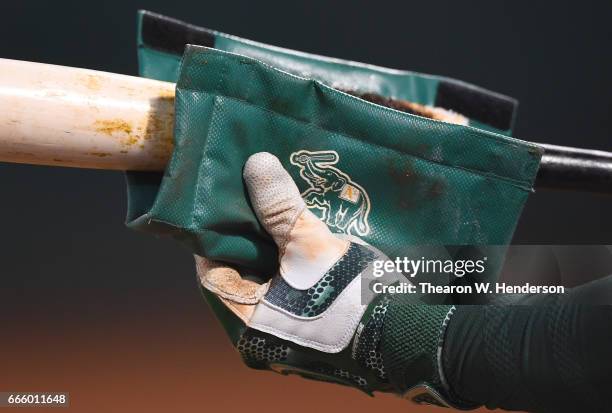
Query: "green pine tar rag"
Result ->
[[126, 46, 542, 279], [136, 10, 518, 136]]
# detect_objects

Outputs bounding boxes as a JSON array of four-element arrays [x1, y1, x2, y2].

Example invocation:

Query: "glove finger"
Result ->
[[243, 152, 349, 291], [194, 255, 268, 323], [243, 152, 307, 252]]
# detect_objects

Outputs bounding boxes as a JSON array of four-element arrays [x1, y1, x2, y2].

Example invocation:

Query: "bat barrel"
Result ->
[[0, 58, 174, 171]]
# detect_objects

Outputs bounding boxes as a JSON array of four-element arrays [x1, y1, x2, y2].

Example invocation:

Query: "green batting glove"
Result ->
[[195, 152, 474, 409]]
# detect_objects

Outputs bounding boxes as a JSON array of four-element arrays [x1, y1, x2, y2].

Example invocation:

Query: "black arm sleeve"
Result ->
[[443, 275, 612, 412]]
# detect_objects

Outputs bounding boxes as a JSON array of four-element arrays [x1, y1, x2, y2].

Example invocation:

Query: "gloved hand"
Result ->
[[195, 152, 468, 408]]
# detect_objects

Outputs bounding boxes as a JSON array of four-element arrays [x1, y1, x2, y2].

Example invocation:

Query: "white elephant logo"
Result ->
[[290, 150, 371, 237]]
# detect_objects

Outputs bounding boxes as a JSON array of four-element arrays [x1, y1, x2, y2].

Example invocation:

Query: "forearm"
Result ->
[[443, 276, 612, 412]]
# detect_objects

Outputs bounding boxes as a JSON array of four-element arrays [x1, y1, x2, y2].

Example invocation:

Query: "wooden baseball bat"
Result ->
[[1, 58, 610, 194], [0, 58, 174, 170]]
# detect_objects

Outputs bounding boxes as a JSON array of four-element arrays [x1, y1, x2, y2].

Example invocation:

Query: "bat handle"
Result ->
[[536, 144, 612, 195], [0, 58, 174, 171]]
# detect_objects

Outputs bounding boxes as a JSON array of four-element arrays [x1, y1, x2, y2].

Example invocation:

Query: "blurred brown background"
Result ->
[[2, 285, 499, 413]]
